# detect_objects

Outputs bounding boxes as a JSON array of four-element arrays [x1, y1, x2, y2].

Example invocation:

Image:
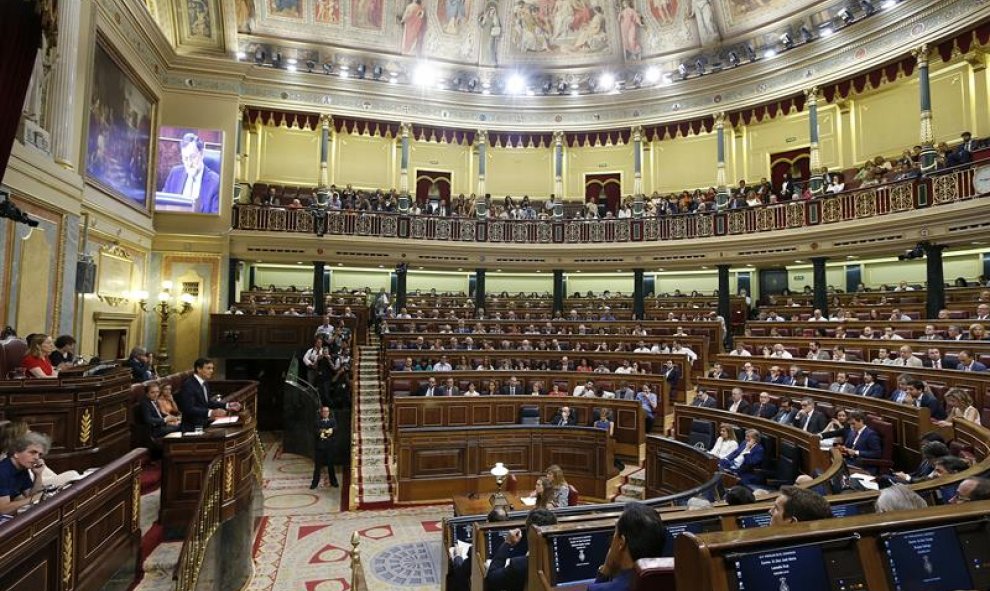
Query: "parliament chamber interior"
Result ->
[[3, 0, 990, 590]]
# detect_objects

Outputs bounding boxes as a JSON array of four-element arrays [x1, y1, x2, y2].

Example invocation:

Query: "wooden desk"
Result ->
[[453, 492, 526, 516]]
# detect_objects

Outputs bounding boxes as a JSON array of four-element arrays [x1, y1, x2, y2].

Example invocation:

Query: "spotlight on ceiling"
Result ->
[[764, 47, 778, 59], [598, 72, 616, 91], [746, 44, 758, 61], [727, 51, 740, 67], [661, 72, 673, 85], [838, 8, 854, 24], [306, 60, 315, 73], [356, 64, 366, 78], [372, 65, 384, 80], [389, 72, 399, 84], [254, 48, 265, 64], [820, 25, 834, 37], [467, 77, 479, 91], [287, 57, 298, 66], [881, 0, 897, 8], [557, 79, 568, 94], [322, 62, 333, 75], [644, 66, 661, 84], [694, 58, 706, 75], [779, 33, 793, 49], [678, 63, 688, 79], [860, 0, 876, 15], [800, 26, 814, 43], [339, 65, 350, 79], [236, 50, 247, 60], [414, 62, 436, 86], [506, 74, 526, 94]]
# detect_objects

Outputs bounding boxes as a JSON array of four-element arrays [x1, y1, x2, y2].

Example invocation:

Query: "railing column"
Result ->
[[554, 130, 564, 199], [915, 44, 938, 173], [807, 87, 824, 195], [474, 269, 486, 312], [313, 261, 326, 315], [477, 129, 488, 207], [319, 114, 332, 188], [235, 106, 246, 184], [553, 270, 564, 316], [632, 126, 644, 217], [395, 264, 407, 313], [812, 257, 828, 317], [924, 243, 945, 319], [633, 269, 645, 320], [717, 264, 731, 346], [399, 122, 411, 211], [227, 258, 240, 310], [715, 113, 729, 208]]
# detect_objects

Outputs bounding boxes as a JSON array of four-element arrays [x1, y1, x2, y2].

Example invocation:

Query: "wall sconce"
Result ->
[[490, 462, 510, 509], [139, 281, 197, 376], [98, 293, 130, 307]]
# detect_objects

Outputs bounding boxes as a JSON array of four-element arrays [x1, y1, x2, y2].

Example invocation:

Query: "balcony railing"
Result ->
[[232, 164, 985, 243]]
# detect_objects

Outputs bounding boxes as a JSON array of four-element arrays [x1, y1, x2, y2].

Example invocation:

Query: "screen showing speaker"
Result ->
[[155, 127, 223, 214]]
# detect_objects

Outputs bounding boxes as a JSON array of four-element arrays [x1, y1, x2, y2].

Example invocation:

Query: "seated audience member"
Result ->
[[806, 340, 830, 360], [729, 343, 752, 356], [829, 372, 856, 394], [875, 484, 928, 513], [934, 456, 971, 477], [936, 387, 981, 426], [894, 345, 923, 367], [790, 370, 817, 388], [441, 377, 460, 396], [158, 383, 181, 418], [710, 424, 739, 459], [769, 486, 832, 526], [893, 440, 948, 484], [547, 465, 571, 508], [950, 477, 990, 504], [718, 429, 765, 485], [837, 411, 882, 469], [21, 334, 57, 378], [855, 371, 885, 398], [749, 391, 778, 419], [49, 335, 77, 368], [903, 379, 947, 420], [793, 398, 829, 433], [771, 397, 798, 425], [550, 406, 576, 426], [140, 382, 181, 438], [546, 384, 566, 397], [726, 387, 750, 414], [415, 377, 439, 397], [635, 385, 657, 432], [965, 323, 988, 341], [573, 380, 596, 397], [737, 362, 760, 382], [127, 347, 155, 383], [819, 407, 851, 443], [484, 508, 558, 591], [724, 485, 757, 506], [706, 363, 729, 379], [691, 388, 717, 408], [764, 366, 787, 385], [956, 350, 988, 372], [463, 382, 480, 397], [449, 507, 508, 591], [533, 476, 558, 509], [594, 408, 615, 436], [588, 502, 666, 591], [0, 432, 50, 514]]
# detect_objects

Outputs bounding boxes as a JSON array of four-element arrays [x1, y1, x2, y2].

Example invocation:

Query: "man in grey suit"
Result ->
[[829, 372, 856, 394], [441, 377, 460, 396], [691, 388, 717, 408]]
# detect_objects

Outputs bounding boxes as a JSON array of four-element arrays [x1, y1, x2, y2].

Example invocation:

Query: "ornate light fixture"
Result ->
[[139, 281, 195, 376], [489, 462, 510, 509]]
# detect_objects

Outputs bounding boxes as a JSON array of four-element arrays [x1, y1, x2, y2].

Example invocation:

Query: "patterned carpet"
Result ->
[[249, 434, 450, 591]]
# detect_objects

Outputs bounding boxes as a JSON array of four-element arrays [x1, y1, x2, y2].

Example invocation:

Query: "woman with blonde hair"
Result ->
[[546, 464, 571, 507], [21, 334, 57, 378], [157, 382, 181, 418], [533, 476, 557, 509], [936, 387, 981, 426], [709, 424, 739, 459]]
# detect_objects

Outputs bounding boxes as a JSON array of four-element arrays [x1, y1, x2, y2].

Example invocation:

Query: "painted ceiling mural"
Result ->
[[233, 0, 823, 68]]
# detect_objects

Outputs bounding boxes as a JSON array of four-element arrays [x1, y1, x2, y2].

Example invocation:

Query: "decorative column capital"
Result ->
[[320, 113, 333, 129], [714, 112, 726, 128], [238, 105, 247, 121], [631, 126, 643, 142], [400, 122, 412, 137], [553, 130, 565, 145], [913, 43, 930, 66], [476, 129, 488, 145], [805, 86, 820, 104]]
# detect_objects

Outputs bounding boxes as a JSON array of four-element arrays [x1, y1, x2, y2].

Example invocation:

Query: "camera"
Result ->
[[0, 192, 39, 227]]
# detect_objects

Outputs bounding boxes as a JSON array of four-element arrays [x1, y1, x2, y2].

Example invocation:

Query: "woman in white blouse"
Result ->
[[710, 424, 739, 459]]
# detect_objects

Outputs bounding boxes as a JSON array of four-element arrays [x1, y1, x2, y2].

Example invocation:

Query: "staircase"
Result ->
[[612, 468, 647, 503], [352, 332, 395, 507]]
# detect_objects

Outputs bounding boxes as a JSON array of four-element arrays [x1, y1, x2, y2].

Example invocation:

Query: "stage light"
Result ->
[[678, 63, 688, 79], [881, 0, 896, 8], [860, 0, 876, 15], [541, 79, 552, 94], [339, 65, 350, 79], [631, 72, 643, 87], [746, 44, 758, 61], [322, 63, 333, 75], [821, 26, 834, 37], [373, 65, 384, 79], [727, 51, 740, 67], [389, 75, 398, 85], [272, 52, 282, 68], [236, 51, 247, 60], [306, 60, 315, 73], [254, 48, 265, 64], [506, 74, 526, 95], [779, 33, 793, 48], [694, 59, 706, 75], [287, 57, 297, 65], [764, 47, 778, 59], [661, 73, 673, 85], [598, 72, 616, 91], [838, 8, 854, 24], [468, 78, 479, 91], [286, 64, 297, 72], [557, 80, 568, 93], [526, 89, 535, 96], [800, 26, 814, 43], [644, 66, 661, 84], [356, 64, 366, 78], [414, 62, 436, 86]]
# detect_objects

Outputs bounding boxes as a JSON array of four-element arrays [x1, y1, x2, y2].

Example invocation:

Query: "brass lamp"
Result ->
[[138, 281, 195, 376], [490, 462, 510, 509]]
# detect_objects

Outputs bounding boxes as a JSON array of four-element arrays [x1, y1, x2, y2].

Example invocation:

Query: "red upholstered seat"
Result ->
[[632, 557, 676, 591], [860, 415, 894, 473], [567, 484, 579, 507], [1, 338, 27, 379]]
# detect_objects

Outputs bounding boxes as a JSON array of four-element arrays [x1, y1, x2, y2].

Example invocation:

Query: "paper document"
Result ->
[[211, 416, 240, 426]]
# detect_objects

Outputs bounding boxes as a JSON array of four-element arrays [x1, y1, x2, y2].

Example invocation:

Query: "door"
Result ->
[[415, 170, 451, 207], [759, 268, 789, 301], [769, 147, 810, 193], [584, 173, 621, 215]]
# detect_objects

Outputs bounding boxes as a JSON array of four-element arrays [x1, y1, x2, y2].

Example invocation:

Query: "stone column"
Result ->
[[807, 87, 824, 195], [49, 0, 81, 165], [474, 269, 486, 312], [632, 126, 644, 217], [227, 258, 240, 310], [398, 122, 412, 211], [633, 269, 645, 320], [553, 130, 565, 199], [395, 264, 407, 313], [715, 113, 729, 208], [319, 114, 332, 188], [717, 264, 731, 345], [812, 257, 828, 317], [313, 261, 326, 315], [553, 270, 564, 316], [915, 44, 937, 172], [923, 243, 945, 319], [234, 106, 246, 184], [477, 129, 488, 209]]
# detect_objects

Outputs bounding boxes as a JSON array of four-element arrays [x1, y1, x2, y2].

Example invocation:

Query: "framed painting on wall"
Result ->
[[84, 37, 156, 213]]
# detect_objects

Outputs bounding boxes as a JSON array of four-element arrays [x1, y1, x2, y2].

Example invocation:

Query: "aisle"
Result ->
[[352, 333, 396, 508]]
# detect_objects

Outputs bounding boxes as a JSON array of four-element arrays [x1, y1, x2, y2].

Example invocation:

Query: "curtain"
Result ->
[[0, 0, 43, 180], [414, 171, 451, 205], [769, 147, 811, 191], [584, 173, 621, 214]]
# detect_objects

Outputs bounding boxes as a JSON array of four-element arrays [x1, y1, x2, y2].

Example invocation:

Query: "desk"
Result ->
[[453, 492, 526, 516]]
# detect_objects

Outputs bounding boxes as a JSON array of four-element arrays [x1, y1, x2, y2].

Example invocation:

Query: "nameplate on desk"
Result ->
[[211, 416, 240, 426]]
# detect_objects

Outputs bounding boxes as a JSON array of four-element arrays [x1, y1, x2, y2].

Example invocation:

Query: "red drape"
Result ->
[[769, 147, 810, 189], [414, 170, 451, 205], [0, 0, 43, 182], [584, 173, 621, 214]]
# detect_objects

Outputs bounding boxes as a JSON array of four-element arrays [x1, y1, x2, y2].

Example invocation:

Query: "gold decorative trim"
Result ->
[[79, 408, 92, 446], [224, 455, 235, 497], [61, 526, 73, 586], [132, 475, 141, 532]]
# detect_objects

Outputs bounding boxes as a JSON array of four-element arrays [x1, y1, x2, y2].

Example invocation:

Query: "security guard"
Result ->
[[311, 406, 339, 489]]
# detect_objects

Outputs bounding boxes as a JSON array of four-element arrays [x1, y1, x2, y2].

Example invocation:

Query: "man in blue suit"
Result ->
[[160, 133, 221, 213], [485, 508, 557, 591], [904, 379, 947, 421], [839, 411, 882, 470], [718, 429, 765, 485], [175, 357, 241, 432], [957, 350, 988, 372], [587, 502, 667, 591], [855, 371, 885, 398]]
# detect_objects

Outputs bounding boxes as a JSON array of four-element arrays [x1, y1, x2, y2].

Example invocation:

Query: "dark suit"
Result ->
[[855, 382, 885, 398], [588, 570, 634, 591], [844, 426, 882, 468], [772, 409, 798, 425], [485, 541, 527, 591], [414, 384, 438, 397], [127, 357, 153, 384], [139, 397, 179, 438], [726, 399, 751, 414], [707, 370, 729, 379], [737, 371, 760, 382], [959, 361, 988, 372], [922, 358, 956, 370], [550, 413, 576, 426], [750, 402, 778, 419], [692, 396, 717, 408], [312, 417, 339, 487], [160, 165, 221, 213], [176, 375, 225, 431], [917, 392, 947, 421], [793, 410, 829, 433], [663, 365, 681, 387], [718, 444, 765, 485], [500, 384, 522, 396]]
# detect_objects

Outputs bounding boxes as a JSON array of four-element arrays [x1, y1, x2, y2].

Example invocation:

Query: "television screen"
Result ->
[[662, 517, 721, 557], [731, 543, 831, 591], [484, 527, 527, 558], [548, 528, 612, 585], [883, 525, 974, 591], [829, 503, 864, 518], [737, 512, 773, 529], [154, 126, 223, 214], [452, 521, 473, 545]]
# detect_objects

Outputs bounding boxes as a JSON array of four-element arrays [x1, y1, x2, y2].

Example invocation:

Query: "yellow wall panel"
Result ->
[[331, 269, 390, 292], [487, 274, 553, 294], [335, 135, 395, 190], [407, 271, 470, 294], [855, 83, 917, 159], [567, 274, 634, 295], [487, 148, 554, 198], [653, 134, 718, 193], [409, 141, 472, 195], [566, 144, 635, 200], [863, 259, 925, 287], [16, 229, 51, 335], [253, 267, 310, 289], [930, 67, 973, 142], [259, 127, 320, 185]]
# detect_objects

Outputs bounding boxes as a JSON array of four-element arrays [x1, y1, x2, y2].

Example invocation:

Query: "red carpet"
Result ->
[[140, 460, 162, 494]]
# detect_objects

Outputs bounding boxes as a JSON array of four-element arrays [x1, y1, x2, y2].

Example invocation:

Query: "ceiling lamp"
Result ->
[[881, 0, 897, 8], [764, 47, 778, 59], [254, 48, 265, 64], [677, 63, 688, 79], [506, 74, 526, 95], [838, 8, 854, 24], [643, 66, 661, 84], [372, 65, 384, 80], [727, 51, 740, 67], [779, 33, 793, 49], [322, 62, 333, 75], [414, 62, 435, 86], [306, 60, 315, 73], [799, 26, 814, 43], [598, 72, 616, 91], [694, 58, 706, 75]]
